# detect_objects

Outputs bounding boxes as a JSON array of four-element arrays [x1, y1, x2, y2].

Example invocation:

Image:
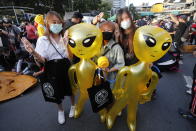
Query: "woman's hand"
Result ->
[[103, 68, 110, 72], [63, 30, 73, 60], [114, 23, 120, 42], [63, 30, 69, 44], [21, 37, 35, 54], [92, 12, 104, 25], [21, 37, 45, 63], [107, 67, 118, 73]]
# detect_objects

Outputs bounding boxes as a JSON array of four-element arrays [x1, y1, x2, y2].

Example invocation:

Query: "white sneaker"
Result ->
[[69, 106, 75, 118], [58, 110, 65, 124], [179, 60, 183, 65], [186, 89, 192, 95], [183, 75, 193, 89], [186, 84, 192, 89]]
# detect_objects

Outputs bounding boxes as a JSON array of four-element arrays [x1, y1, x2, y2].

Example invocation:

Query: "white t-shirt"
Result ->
[[35, 35, 68, 61]]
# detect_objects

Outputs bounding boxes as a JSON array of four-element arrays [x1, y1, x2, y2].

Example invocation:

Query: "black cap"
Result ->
[[72, 12, 83, 19]]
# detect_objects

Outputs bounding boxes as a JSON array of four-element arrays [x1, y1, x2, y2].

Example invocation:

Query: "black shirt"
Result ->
[[173, 22, 187, 43], [137, 20, 147, 27], [64, 19, 76, 31]]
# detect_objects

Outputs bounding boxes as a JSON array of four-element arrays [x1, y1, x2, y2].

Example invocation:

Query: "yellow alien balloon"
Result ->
[[34, 14, 45, 37], [68, 23, 102, 118], [105, 26, 172, 131]]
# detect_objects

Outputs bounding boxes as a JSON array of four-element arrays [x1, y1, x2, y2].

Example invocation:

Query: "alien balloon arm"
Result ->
[[68, 64, 78, 95], [140, 71, 159, 103], [113, 67, 129, 99], [143, 71, 159, 95]]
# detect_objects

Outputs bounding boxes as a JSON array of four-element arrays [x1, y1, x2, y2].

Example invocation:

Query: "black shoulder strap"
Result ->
[[103, 43, 118, 56], [49, 38, 65, 59]]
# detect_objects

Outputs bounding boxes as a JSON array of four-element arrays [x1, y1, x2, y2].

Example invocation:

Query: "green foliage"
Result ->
[[0, 0, 111, 16], [73, 0, 101, 12], [97, 0, 112, 19]]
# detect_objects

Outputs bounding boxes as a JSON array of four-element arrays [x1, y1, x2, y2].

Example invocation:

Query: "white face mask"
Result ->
[[120, 20, 131, 30], [50, 24, 63, 34]]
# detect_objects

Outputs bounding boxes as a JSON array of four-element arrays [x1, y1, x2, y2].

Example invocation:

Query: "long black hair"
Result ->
[[116, 8, 136, 54]]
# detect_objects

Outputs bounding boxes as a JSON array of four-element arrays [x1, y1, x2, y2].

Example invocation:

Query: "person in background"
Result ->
[[22, 11, 75, 125], [0, 19, 9, 48], [170, 14, 188, 52], [165, 17, 175, 34], [116, 8, 138, 66], [190, 22, 196, 45], [1, 19, 18, 71], [158, 20, 165, 29], [0, 47, 16, 71], [137, 17, 147, 27], [179, 63, 196, 120], [15, 51, 39, 75], [25, 20, 38, 47], [64, 12, 83, 64], [19, 20, 27, 38], [3, 18, 21, 51], [64, 12, 83, 31], [99, 21, 125, 88]]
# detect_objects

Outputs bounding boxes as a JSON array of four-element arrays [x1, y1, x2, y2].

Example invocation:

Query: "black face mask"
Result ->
[[102, 32, 113, 41]]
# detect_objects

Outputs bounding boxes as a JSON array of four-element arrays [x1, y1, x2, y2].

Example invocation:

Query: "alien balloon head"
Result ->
[[68, 23, 103, 59], [133, 26, 172, 63]]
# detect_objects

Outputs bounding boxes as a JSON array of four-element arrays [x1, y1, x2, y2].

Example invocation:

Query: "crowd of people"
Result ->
[[0, 8, 196, 124]]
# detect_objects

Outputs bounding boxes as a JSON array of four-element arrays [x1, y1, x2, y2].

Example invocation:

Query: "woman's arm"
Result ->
[[108, 67, 118, 72], [31, 50, 46, 63], [170, 14, 179, 26]]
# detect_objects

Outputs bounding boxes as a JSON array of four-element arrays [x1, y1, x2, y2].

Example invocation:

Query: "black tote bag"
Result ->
[[87, 69, 114, 113], [40, 60, 61, 104]]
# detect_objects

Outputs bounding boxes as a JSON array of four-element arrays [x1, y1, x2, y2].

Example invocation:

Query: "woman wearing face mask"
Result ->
[[99, 21, 125, 88], [116, 8, 138, 66], [21, 11, 75, 124]]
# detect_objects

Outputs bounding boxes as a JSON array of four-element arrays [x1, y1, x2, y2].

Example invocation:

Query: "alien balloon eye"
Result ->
[[143, 35, 156, 47], [68, 38, 76, 48], [82, 36, 96, 47], [162, 42, 171, 51]]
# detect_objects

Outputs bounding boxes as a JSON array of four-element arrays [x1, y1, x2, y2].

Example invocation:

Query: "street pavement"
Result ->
[[0, 53, 196, 131]]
